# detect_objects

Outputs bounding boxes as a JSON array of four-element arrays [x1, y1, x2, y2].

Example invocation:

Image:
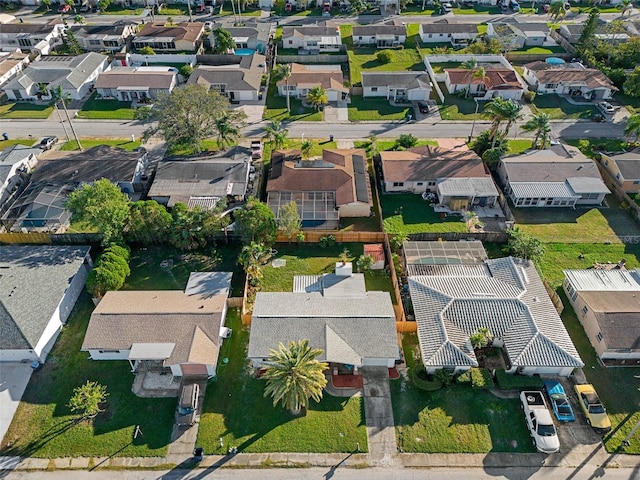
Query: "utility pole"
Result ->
[[54, 103, 70, 142], [60, 98, 82, 151], [186, 0, 193, 22]]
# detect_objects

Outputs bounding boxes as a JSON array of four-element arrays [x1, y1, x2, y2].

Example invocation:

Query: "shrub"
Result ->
[[523, 90, 536, 103], [376, 50, 393, 64], [395, 133, 418, 149], [470, 368, 494, 390], [456, 370, 472, 384], [85, 242, 131, 298], [319, 234, 336, 248], [434, 369, 454, 387], [411, 367, 443, 391], [495, 370, 544, 390]]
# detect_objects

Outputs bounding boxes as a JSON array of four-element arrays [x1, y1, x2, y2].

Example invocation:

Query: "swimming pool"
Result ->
[[235, 48, 255, 56], [545, 57, 566, 65]]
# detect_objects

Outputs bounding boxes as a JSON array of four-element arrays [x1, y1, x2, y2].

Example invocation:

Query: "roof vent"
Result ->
[[532, 296, 539, 302]]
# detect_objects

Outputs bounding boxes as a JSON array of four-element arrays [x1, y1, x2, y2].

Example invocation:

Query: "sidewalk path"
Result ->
[[362, 367, 397, 466]]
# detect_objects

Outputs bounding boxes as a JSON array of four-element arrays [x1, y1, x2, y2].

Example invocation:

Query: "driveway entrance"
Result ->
[[0, 363, 33, 442], [362, 367, 397, 465]]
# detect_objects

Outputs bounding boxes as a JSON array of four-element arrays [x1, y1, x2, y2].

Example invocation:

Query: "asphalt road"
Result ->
[[4, 466, 640, 480]]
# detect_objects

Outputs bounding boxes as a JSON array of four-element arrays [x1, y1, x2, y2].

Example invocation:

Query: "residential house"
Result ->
[[187, 54, 265, 103], [267, 149, 372, 229], [407, 241, 583, 376], [2, 52, 108, 101], [486, 22, 551, 49], [361, 72, 431, 102], [0, 22, 65, 55], [0, 245, 92, 363], [444, 66, 524, 100], [558, 22, 631, 44], [211, 22, 272, 53], [497, 144, 610, 208], [563, 269, 640, 365], [70, 22, 137, 52], [601, 149, 640, 193], [2, 145, 148, 232], [281, 24, 342, 53], [419, 22, 479, 46], [522, 61, 617, 100], [0, 144, 41, 216], [82, 272, 233, 379], [0, 51, 30, 88], [132, 22, 205, 53], [352, 24, 406, 48], [248, 262, 399, 374], [148, 147, 252, 207], [95, 66, 178, 103], [277, 63, 348, 102]]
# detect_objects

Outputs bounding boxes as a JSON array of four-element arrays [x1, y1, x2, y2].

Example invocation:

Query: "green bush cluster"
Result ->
[[376, 50, 393, 64], [319, 235, 336, 248], [455, 368, 494, 389], [410, 367, 443, 391], [495, 370, 544, 390], [85, 244, 131, 298]]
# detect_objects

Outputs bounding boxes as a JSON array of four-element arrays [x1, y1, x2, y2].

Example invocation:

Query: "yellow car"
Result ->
[[574, 384, 611, 433]]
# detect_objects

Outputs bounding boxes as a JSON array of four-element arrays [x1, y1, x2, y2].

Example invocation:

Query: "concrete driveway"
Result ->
[[0, 363, 33, 442]]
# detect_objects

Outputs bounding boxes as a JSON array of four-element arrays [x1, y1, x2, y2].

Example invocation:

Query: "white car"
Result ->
[[204, 21, 213, 30], [442, 2, 453, 12], [599, 102, 615, 114]]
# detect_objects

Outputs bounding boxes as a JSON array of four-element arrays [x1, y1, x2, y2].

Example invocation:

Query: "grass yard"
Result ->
[[0, 294, 175, 458], [400, 5, 438, 15], [0, 103, 54, 119], [614, 92, 640, 114], [511, 195, 640, 244], [348, 96, 414, 121], [438, 86, 486, 120], [530, 95, 598, 120], [263, 78, 322, 122], [381, 193, 468, 235], [374, 139, 438, 151], [347, 48, 424, 86], [510, 46, 566, 55], [565, 138, 628, 158], [60, 138, 142, 151], [77, 93, 136, 120], [0, 139, 36, 150], [393, 333, 534, 453], [103, 5, 143, 14], [196, 308, 369, 454], [507, 139, 533, 155], [453, 5, 501, 14], [166, 139, 224, 156]]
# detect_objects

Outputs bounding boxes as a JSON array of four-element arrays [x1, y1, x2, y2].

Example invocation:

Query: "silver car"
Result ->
[[176, 383, 200, 427]]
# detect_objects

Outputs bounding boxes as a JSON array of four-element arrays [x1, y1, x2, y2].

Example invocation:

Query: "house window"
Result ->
[[616, 173, 620, 179], [447, 33, 451, 37], [560, 200, 567, 206], [582, 305, 588, 315], [428, 181, 436, 186], [393, 182, 404, 187], [634, 181, 640, 185], [288, 39, 293, 44], [358, 36, 362, 40], [89, 39, 101, 46], [596, 332, 603, 342], [544, 83, 558, 89], [417, 182, 423, 186], [604, 160, 609, 166], [581, 193, 598, 200], [371, 87, 378, 92], [98, 349, 121, 353], [428, 34, 432, 38], [104, 40, 119, 47], [18, 38, 31, 47]]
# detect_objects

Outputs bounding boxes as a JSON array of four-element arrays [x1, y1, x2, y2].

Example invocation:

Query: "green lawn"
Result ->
[[103, 5, 143, 14], [285, 139, 337, 158], [394, 334, 534, 453], [381, 193, 468, 235], [507, 139, 533, 155], [347, 48, 424, 86], [430, 61, 465, 74], [263, 77, 322, 122], [453, 5, 501, 14], [0, 103, 54, 119], [511, 195, 640, 244], [0, 139, 36, 150], [614, 92, 640, 114], [60, 139, 142, 151], [77, 93, 136, 120], [565, 138, 628, 158], [438, 86, 487, 120], [400, 5, 438, 15], [0, 295, 175, 458], [348, 96, 415, 121], [196, 308, 369, 454], [371, 139, 438, 151], [510, 46, 566, 55], [530, 95, 598, 120], [166, 139, 224, 156]]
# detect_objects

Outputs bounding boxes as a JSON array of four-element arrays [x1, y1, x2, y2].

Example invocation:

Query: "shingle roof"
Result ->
[[605, 149, 640, 180], [409, 256, 583, 369], [421, 23, 478, 34], [0, 245, 90, 350], [0, 51, 29, 78], [95, 67, 176, 89], [278, 63, 347, 92], [187, 54, 264, 91], [524, 62, 616, 91], [136, 22, 204, 43], [352, 25, 406, 37], [282, 25, 340, 38], [501, 147, 603, 182], [361, 72, 431, 90], [0, 144, 41, 167], [0, 23, 59, 34]]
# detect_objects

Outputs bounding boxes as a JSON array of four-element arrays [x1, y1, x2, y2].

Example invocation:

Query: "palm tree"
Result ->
[[461, 58, 477, 98], [274, 63, 292, 113], [624, 113, 640, 143], [500, 99, 523, 142], [469, 327, 493, 350], [301, 140, 313, 160], [273, 129, 289, 151], [262, 120, 281, 143], [619, 0, 633, 18], [521, 112, 551, 150], [214, 113, 242, 149], [306, 86, 328, 111], [548, 1, 567, 22], [51, 86, 81, 150], [482, 97, 509, 147], [262, 339, 328, 415]]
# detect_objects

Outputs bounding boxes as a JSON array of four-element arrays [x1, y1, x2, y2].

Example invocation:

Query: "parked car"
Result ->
[[520, 391, 560, 454], [591, 113, 605, 123], [599, 101, 615, 114], [574, 384, 611, 433], [176, 383, 200, 427], [204, 21, 213, 30], [418, 101, 430, 114], [442, 2, 453, 12], [39, 136, 58, 150], [509, 0, 520, 11], [58, 4, 71, 13], [544, 380, 575, 422], [251, 140, 263, 159]]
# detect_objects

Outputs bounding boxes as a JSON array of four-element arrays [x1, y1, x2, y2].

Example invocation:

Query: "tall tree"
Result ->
[[306, 86, 328, 111], [234, 197, 278, 247], [623, 67, 640, 98], [125, 200, 173, 245], [263, 120, 281, 144], [215, 110, 247, 149], [213, 27, 236, 53], [578, 8, 600, 52], [469, 328, 493, 350], [521, 112, 551, 150], [68, 381, 108, 419], [262, 339, 328, 415], [505, 227, 545, 263], [618, 0, 633, 18], [482, 97, 509, 147], [461, 58, 477, 98], [274, 63, 292, 113], [278, 200, 302, 242], [547, 1, 567, 22], [301, 140, 313, 160], [140, 85, 231, 153], [500, 99, 523, 142], [66, 179, 130, 245], [263, 120, 289, 150], [61, 25, 83, 55], [624, 113, 640, 143], [169, 201, 228, 251]]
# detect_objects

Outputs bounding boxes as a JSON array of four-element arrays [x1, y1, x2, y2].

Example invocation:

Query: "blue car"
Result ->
[[544, 380, 575, 422]]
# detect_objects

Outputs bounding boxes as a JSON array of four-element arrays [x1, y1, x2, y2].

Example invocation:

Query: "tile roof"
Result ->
[[136, 22, 204, 43], [0, 245, 90, 350], [95, 67, 176, 90], [446, 67, 522, 91], [524, 62, 617, 91], [380, 145, 487, 182], [277, 63, 347, 92], [361, 71, 431, 90], [409, 257, 583, 369], [187, 54, 264, 91]]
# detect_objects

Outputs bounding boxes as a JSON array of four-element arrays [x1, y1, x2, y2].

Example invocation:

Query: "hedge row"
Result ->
[[495, 370, 544, 390]]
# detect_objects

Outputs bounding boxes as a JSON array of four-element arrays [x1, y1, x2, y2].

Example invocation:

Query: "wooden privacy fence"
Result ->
[[407, 231, 509, 242], [0, 232, 103, 245], [543, 279, 564, 315], [276, 230, 385, 243]]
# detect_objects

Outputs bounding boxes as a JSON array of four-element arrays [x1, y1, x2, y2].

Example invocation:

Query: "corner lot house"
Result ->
[[148, 147, 252, 207], [2, 52, 108, 101], [352, 24, 406, 48], [600, 149, 640, 193], [0, 245, 92, 363], [408, 242, 583, 376], [187, 54, 265, 103], [248, 262, 399, 374], [281, 24, 342, 53], [563, 269, 640, 365], [95, 67, 178, 103], [0, 144, 41, 215], [444, 66, 524, 100], [267, 148, 372, 229], [82, 272, 233, 379], [277, 63, 348, 102], [71, 22, 137, 52], [419, 23, 479, 46], [362, 72, 431, 102], [497, 144, 610, 207], [132, 22, 205, 53], [523, 61, 617, 100], [0, 23, 65, 55]]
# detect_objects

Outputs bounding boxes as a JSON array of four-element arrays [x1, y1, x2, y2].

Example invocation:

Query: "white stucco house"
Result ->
[[0, 245, 92, 363], [352, 24, 406, 48], [281, 24, 342, 52], [522, 61, 617, 100], [277, 63, 348, 102], [444, 66, 524, 100], [362, 71, 431, 101]]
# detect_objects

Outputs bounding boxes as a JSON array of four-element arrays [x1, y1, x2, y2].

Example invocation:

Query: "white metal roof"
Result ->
[[563, 269, 640, 292], [436, 177, 498, 197], [510, 182, 577, 199], [128, 342, 175, 360], [566, 177, 610, 194]]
